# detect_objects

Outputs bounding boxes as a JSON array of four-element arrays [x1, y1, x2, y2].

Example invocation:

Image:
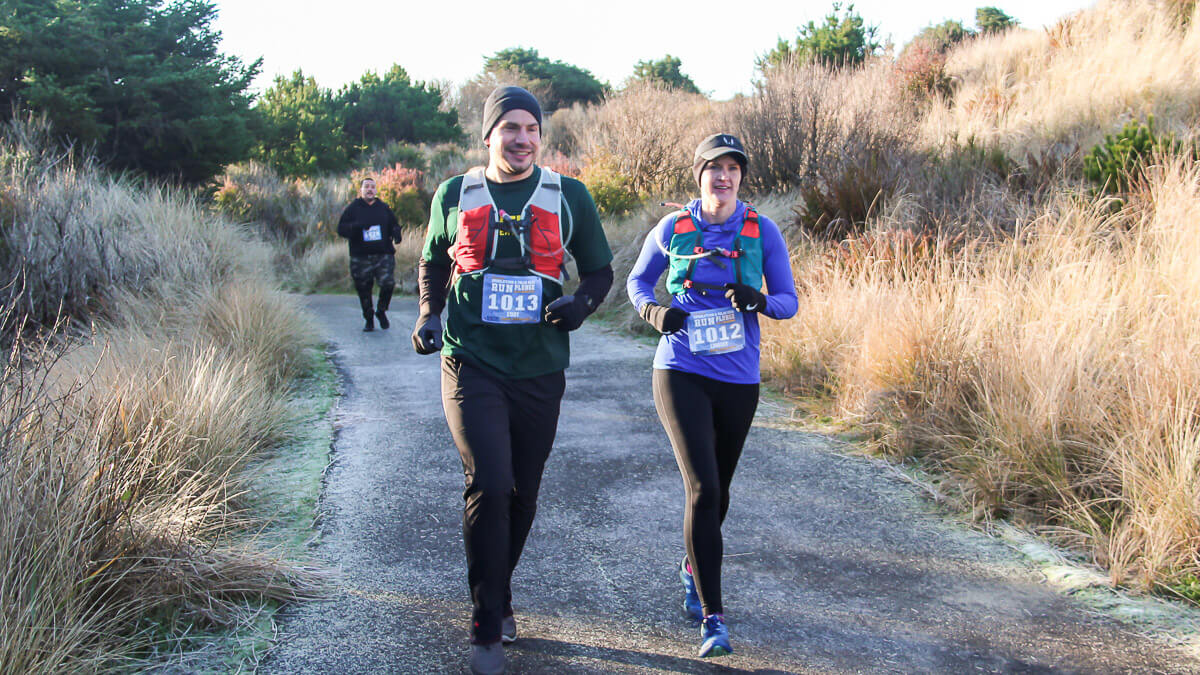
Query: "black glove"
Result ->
[[639, 302, 689, 334], [411, 313, 443, 355], [544, 294, 593, 332], [724, 283, 766, 313]]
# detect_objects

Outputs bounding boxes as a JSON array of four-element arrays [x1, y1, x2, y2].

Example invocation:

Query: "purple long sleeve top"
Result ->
[[626, 199, 798, 384]]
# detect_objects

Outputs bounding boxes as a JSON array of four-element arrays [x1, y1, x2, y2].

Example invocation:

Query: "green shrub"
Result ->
[[911, 19, 974, 53], [757, 2, 882, 71], [976, 6, 1018, 35], [581, 155, 641, 216], [1083, 117, 1185, 194]]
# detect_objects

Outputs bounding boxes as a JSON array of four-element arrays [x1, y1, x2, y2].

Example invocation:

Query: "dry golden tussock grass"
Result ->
[[763, 154, 1200, 594], [573, 83, 716, 199], [924, 0, 1200, 167], [0, 120, 324, 671]]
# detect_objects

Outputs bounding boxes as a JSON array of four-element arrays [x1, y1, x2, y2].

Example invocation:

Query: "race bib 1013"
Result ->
[[481, 274, 542, 324]]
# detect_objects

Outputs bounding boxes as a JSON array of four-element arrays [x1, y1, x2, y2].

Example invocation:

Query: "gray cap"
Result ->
[[481, 86, 543, 141], [692, 133, 748, 186]]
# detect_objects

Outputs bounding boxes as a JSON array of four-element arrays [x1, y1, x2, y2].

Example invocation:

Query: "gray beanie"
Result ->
[[481, 86, 543, 141]]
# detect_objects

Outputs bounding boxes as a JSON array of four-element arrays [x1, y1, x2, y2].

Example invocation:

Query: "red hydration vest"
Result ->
[[451, 167, 568, 286]]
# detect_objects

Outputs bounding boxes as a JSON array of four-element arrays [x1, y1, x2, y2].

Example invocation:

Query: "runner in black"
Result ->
[[626, 133, 798, 658]]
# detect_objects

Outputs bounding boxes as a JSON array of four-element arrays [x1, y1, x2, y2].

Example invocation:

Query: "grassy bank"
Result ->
[[585, 0, 1200, 601], [754, 0, 1200, 599], [0, 120, 326, 671]]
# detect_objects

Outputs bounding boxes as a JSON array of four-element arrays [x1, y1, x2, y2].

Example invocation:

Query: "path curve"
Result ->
[[262, 295, 1197, 674]]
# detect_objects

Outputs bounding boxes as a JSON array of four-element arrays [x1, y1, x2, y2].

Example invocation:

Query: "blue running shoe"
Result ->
[[699, 613, 732, 658], [679, 556, 702, 622]]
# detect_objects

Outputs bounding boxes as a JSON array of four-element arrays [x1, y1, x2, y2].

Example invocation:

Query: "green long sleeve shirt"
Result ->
[[421, 167, 613, 378]]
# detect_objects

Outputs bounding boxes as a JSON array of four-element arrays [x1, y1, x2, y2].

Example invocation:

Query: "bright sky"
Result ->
[[211, 0, 1095, 102]]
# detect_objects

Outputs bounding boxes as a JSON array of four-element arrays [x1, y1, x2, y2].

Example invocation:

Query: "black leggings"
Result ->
[[652, 368, 758, 616], [441, 356, 565, 644]]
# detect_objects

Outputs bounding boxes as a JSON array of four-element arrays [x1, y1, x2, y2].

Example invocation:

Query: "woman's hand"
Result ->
[[724, 283, 765, 313], [639, 302, 689, 334]]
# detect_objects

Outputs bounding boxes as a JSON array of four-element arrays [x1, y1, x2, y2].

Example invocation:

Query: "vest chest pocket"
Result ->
[[686, 307, 745, 355], [481, 273, 542, 324]]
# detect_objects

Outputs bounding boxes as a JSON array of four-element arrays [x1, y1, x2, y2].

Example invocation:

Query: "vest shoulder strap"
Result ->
[[459, 167, 492, 212], [528, 168, 561, 213], [740, 205, 761, 238], [672, 210, 696, 234]]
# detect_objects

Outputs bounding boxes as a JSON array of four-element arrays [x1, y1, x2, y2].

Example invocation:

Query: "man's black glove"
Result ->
[[724, 283, 766, 313], [544, 294, 594, 332], [639, 302, 689, 334], [411, 313, 443, 355]]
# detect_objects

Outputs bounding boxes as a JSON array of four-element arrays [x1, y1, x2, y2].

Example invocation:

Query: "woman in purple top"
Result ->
[[627, 133, 798, 659]]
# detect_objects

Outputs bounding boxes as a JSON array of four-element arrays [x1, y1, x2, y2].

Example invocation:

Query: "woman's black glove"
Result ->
[[724, 283, 766, 313], [639, 302, 689, 334], [544, 294, 593, 332], [411, 313, 443, 354]]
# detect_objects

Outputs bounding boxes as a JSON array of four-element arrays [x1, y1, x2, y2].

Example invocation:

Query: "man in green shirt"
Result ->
[[411, 86, 613, 675]]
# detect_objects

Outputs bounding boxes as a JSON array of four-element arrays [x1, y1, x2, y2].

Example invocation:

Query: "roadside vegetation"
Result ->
[[210, 0, 1200, 604], [4, 0, 1200, 669], [0, 119, 324, 671]]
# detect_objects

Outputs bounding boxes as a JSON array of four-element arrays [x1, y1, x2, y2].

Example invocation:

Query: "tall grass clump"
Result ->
[[717, 59, 1031, 240], [924, 0, 1200, 170], [574, 83, 715, 202], [0, 118, 323, 671], [762, 152, 1200, 596], [722, 61, 918, 196], [212, 161, 349, 252]]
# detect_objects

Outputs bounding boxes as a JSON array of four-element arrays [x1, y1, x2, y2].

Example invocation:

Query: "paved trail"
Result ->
[[263, 295, 1196, 674]]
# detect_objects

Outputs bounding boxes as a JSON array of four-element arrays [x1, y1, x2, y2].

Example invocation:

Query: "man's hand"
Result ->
[[544, 295, 592, 332], [411, 313, 443, 354], [724, 283, 766, 313], [639, 302, 689, 334]]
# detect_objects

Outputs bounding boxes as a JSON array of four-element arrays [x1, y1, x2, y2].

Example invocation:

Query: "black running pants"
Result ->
[[652, 368, 758, 617], [441, 355, 565, 644]]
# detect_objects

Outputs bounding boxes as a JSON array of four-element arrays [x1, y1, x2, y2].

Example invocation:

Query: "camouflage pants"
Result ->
[[349, 253, 395, 288], [349, 254, 395, 316]]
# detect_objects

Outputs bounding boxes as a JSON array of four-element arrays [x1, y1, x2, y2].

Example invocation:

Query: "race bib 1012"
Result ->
[[686, 307, 745, 355]]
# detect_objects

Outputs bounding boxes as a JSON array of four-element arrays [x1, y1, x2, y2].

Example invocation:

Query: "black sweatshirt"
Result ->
[[337, 198, 401, 256]]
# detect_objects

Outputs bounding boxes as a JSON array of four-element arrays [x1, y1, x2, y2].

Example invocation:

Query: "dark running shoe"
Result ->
[[500, 614, 517, 644], [699, 613, 732, 658], [375, 309, 389, 329], [679, 556, 702, 622], [470, 641, 505, 674]]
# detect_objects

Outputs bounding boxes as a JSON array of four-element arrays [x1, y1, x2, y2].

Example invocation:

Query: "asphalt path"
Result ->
[[262, 294, 1198, 674]]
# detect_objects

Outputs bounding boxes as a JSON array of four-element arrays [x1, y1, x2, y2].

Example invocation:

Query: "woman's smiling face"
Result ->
[[700, 155, 742, 203]]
